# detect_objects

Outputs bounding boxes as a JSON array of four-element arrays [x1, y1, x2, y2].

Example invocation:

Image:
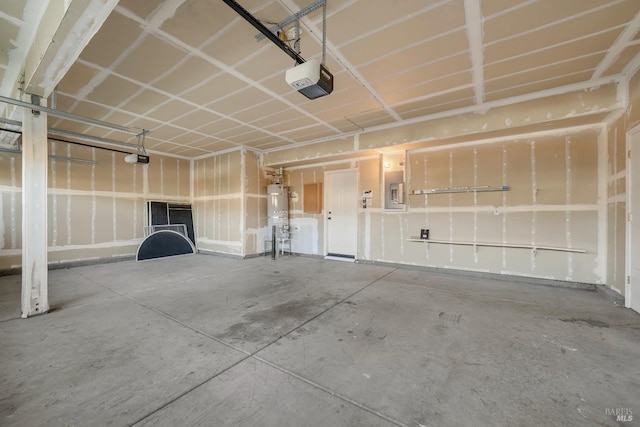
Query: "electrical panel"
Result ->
[[384, 170, 405, 210]]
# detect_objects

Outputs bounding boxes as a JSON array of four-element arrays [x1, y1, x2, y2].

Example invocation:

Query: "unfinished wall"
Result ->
[[604, 67, 640, 296], [400, 128, 601, 283], [0, 142, 190, 270], [607, 116, 627, 295], [263, 83, 621, 167], [283, 158, 380, 256], [244, 149, 267, 256], [259, 83, 621, 285], [0, 152, 23, 268], [285, 165, 324, 255], [600, 67, 640, 296], [192, 148, 244, 256], [279, 127, 604, 283]]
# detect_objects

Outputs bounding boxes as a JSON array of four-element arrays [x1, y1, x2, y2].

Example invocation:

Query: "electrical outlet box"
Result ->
[[286, 27, 301, 40]]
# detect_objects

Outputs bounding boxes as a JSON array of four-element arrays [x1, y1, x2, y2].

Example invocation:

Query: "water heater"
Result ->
[[267, 184, 289, 239]]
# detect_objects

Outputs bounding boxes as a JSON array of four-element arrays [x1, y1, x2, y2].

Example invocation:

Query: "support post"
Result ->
[[21, 97, 49, 317]]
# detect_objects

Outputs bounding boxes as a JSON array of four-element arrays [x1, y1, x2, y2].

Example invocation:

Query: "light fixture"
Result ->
[[383, 161, 391, 168]]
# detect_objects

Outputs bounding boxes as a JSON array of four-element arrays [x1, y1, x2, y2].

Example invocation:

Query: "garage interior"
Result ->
[[1, 0, 640, 425]]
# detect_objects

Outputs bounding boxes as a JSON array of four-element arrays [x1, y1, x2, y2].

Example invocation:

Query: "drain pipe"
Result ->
[[271, 225, 277, 260]]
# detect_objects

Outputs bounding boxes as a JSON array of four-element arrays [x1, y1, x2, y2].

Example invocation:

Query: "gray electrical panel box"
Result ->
[[384, 170, 405, 210]]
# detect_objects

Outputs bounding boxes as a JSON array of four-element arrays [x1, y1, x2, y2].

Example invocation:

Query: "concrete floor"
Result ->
[[0, 254, 639, 427]]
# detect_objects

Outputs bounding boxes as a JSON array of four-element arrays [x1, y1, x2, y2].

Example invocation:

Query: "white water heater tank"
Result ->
[[267, 184, 289, 239]]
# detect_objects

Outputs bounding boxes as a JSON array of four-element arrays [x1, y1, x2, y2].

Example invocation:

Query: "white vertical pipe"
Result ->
[[21, 103, 49, 317]]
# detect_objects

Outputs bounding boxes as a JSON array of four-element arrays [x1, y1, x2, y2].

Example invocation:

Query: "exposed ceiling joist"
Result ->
[[24, 0, 119, 98], [464, 0, 484, 105], [593, 9, 640, 79]]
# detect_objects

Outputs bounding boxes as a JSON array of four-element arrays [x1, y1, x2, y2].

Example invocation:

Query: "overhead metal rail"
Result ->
[[0, 94, 145, 136], [222, 0, 306, 64], [0, 117, 142, 152], [0, 126, 131, 155], [255, 0, 326, 41], [0, 128, 99, 164]]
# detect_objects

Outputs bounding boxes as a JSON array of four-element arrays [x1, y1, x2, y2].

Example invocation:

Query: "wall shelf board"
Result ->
[[407, 238, 586, 254], [411, 185, 509, 195]]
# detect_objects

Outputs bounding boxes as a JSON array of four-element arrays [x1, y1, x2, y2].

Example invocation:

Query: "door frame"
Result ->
[[323, 168, 358, 259], [626, 126, 640, 309]]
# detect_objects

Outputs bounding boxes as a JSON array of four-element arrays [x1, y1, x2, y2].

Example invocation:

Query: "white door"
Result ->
[[325, 169, 358, 259], [627, 128, 640, 313]]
